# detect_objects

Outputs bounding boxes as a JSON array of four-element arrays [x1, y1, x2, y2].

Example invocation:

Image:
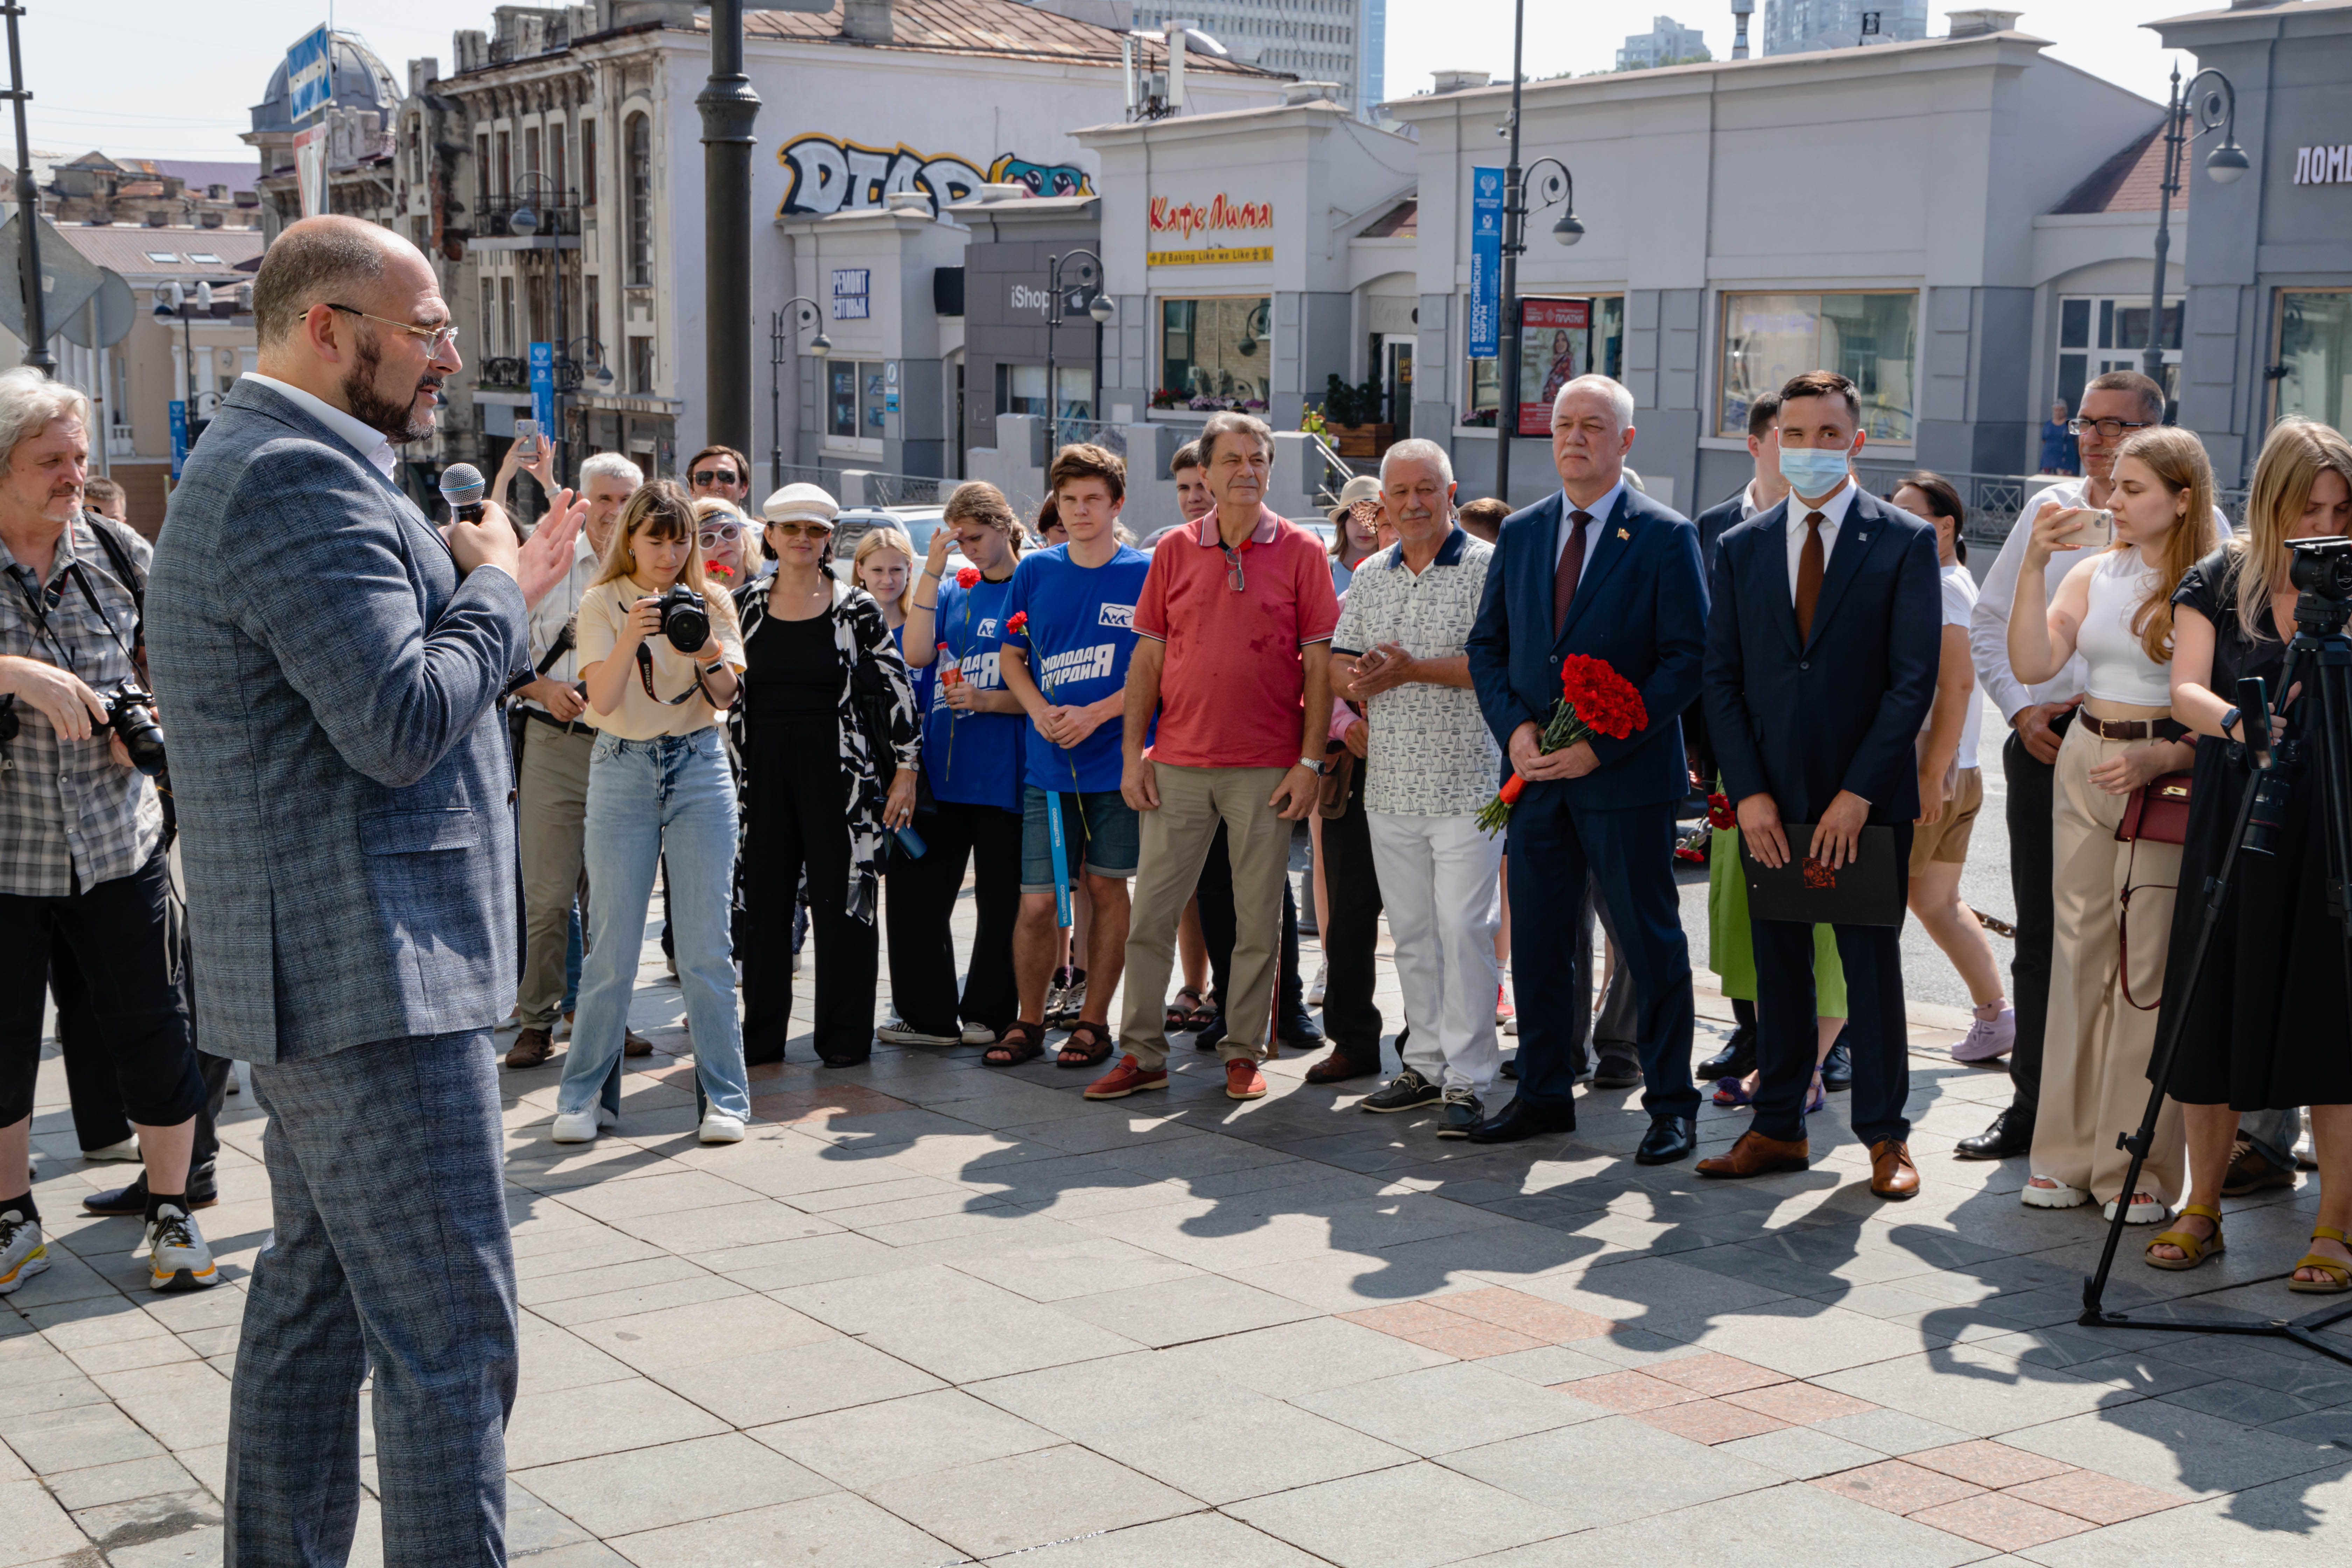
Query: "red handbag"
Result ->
[[2115, 770, 2192, 1011]]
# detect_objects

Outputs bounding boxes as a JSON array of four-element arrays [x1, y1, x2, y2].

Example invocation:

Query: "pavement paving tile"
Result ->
[[1808, 1457, 1987, 1515], [67, 1488, 221, 1555], [1295, 1362, 1608, 1455], [967, 1351, 1261, 1441], [1085, 1400, 1418, 1505], [2006, 1468, 2198, 1524], [749, 1388, 1062, 1491], [1228, 1460, 1568, 1568], [1905, 1490, 2097, 1552], [1554, 1369, 1707, 1412], [1998, 1399, 2346, 1499], [0, 1404, 168, 1474], [525, 1273, 748, 1327], [1905, 1438, 2078, 1489], [504, 1377, 730, 1469], [1454, 1478, 2000, 1568], [1441, 1414, 1787, 1530], [1643, 1351, 1792, 1395], [40, 1453, 202, 1510], [862, 1444, 1194, 1559], [1049, 1271, 1318, 1348], [604, 1489, 960, 1568], [1631, 1396, 1795, 1444], [1431, 1285, 1618, 1343], [747, 1084, 914, 1124], [90, 1362, 230, 1455], [0, 1477, 97, 1567], [1811, 1346, 2128, 1438], [514, 1433, 832, 1538], [654, 1335, 944, 1426], [601, 1199, 842, 1254], [1710, 1424, 1893, 1480], [1152, 1316, 1455, 1400], [562, 1294, 835, 1374], [997, 1511, 1332, 1567], [1720, 1380, 1880, 1425], [1336, 1300, 1545, 1359]]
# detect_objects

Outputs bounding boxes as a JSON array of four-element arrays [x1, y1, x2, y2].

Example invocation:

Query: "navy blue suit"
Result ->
[[1685, 491, 1751, 779], [1467, 485, 1708, 1120], [1701, 487, 1941, 1148]]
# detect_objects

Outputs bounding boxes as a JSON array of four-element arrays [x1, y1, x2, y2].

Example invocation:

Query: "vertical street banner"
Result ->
[[168, 400, 188, 480], [1469, 167, 1503, 360], [293, 126, 328, 219], [528, 342, 555, 432]]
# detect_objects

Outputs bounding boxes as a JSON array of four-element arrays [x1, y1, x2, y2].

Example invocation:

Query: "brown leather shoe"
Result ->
[[505, 1027, 554, 1069], [624, 1029, 654, 1058], [1869, 1138, 1920, 1199], [1696, 1129, 1810, 1178]]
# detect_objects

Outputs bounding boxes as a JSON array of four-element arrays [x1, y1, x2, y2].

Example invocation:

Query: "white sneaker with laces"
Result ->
[[1952, 1006, 2016, 1063], [876, 1020, 961, 1047], [0, 1207, 49, 1294], [960, 1024, 999, 1046], [140, 1204, 218, 1292], [699, 1110, 747, 1144]]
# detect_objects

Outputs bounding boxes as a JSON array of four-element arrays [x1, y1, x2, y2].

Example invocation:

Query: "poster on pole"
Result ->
[[528, 342, 555, 432], [1516, 298, 1592, 436], [1468, 167, 1503, 360], [293, 125, 328, 218], [169, 401, 188, 480], [286, 26, 334, 124]]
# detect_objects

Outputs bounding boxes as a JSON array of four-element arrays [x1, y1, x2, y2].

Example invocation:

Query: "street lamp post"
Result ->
[[766, 296, 829, 494], [2144, 62, 2247, 388], [506, 174, 570, 482], [698, 0, 761, 459], [1491, 0, 1584, 505], [1043, 248, 1114, 453], [3, 2, 51, 373]]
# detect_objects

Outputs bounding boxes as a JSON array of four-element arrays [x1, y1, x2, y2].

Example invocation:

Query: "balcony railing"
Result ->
[[474, 192, 581, 238]]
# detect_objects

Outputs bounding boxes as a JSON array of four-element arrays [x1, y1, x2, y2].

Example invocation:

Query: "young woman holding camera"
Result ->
[[732, 484, 920, 1068], [2144, 419, 2352, 1287], [553, 481, 749, 1145], [2007, 426, 2217, 1223]]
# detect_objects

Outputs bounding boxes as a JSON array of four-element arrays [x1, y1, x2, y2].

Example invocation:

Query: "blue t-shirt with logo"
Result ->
[[997, 543, 1152, 794], [922, 574, 1023, 811]]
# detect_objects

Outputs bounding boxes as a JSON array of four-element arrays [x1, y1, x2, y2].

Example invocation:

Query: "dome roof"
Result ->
[[250, 32, 400, 135]]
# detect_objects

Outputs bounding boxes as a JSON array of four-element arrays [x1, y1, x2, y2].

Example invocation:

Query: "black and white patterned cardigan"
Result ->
[[730, 576, 920, 923]]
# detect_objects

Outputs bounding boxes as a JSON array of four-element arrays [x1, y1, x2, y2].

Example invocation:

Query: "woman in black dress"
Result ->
[[2144, 419, 2352, 1290]]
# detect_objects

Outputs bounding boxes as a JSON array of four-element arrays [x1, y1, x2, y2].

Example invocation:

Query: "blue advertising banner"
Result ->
[[1468, 166, 1504, 359], [286, 26, 334, 124], [168, 400, 188, 480], [528, 342, 555, 432]]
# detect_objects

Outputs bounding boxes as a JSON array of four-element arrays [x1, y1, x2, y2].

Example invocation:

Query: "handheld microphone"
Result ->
[[439, 463, 487, 523]]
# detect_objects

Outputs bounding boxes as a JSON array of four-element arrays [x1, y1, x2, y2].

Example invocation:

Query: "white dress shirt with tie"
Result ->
[[1784, 475, 1861, 604], [1553, 476, 1627, 601]]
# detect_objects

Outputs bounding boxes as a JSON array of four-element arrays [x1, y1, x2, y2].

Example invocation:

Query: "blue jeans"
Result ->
[[562, 904, 582, 1014], [561, 729, 749, 1121]]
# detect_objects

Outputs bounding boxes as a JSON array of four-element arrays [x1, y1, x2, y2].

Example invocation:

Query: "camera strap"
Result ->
[[635, 642, 709, 706]]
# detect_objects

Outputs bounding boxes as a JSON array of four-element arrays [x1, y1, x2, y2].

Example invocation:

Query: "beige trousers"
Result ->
[[1119, 764, 1292, 1068], [516, 721, 596, 1029], [2030, 707, 2185, 1202]]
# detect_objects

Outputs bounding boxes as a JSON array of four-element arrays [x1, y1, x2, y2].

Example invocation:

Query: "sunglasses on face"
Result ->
[[696, 525, 742, 550], [692, 469, 741, 488], [769, 521, 832, 539]]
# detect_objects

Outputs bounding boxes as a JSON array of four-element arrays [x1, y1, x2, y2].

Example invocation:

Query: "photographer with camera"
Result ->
[[2143, 420, 2352, 1289], [0, 369, 217, 1297], [553, 480, 748, 1144]]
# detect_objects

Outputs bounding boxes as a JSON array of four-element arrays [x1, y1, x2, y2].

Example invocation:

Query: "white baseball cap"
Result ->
[[761, 482, 839, 526]]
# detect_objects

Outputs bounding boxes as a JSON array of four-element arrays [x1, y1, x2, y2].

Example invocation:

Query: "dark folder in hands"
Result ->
[[1741, 825, 1905, 927]]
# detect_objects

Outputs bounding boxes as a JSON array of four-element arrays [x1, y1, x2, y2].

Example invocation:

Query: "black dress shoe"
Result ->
[[1191, 1011, 1225, 1051], [1821, 1031, 1853, 1091], [82, 1169, 218, 1216], [1278, 1022, 1325, 1057], [1634, 1115, 1697, 1166], [1590, 1049, 1643, 1089], [1466, 1097, 1577, 1144], [1695, 1024, 1756, 1081], [1955, 1105, 2033, 1161], [1500, 1053, 1517, 1080]]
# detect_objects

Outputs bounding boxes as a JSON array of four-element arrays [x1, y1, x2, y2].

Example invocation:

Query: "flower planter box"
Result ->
[[1330, 423, 1394, 458]]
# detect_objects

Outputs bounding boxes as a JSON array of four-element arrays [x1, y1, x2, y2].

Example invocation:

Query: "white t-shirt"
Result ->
[[1933, 563, 1984, 772]]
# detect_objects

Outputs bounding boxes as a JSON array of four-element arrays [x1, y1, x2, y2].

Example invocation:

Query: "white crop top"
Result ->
[[2076, 548, 2174, 706]]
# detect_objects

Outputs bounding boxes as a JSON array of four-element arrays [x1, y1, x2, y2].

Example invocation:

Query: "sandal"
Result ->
[[1057, 1021, 1116, 1069], [984, 1021, 1045, 1068], [1805, 1069, 1826, 1114], [1712, 1077, 1756, 1107], [2290, 1224, 2352, 1295], [2144, 1204, 2224, 1271], [1165, 986, 1211, 1032]]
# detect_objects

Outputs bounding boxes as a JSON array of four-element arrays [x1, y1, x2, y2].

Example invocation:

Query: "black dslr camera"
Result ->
[[100, 682, 168, 778], [652, 585, 710, 654]]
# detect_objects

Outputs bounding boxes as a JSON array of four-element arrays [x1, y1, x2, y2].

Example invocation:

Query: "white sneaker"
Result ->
[[551, 1106, 611, 1143], [1307, 961, 1328, 1007], [2105, 1193, 2168, 1225], [2021, 1176, 2090, 1209], [876, 1020, 961, 1047], [699, 1110, 747, 1144], [139, 1204, 219, 1292], [960, 1024, 999, 1046], [80, 1138, 141, 1162], [0, 1206, 49, 1295]]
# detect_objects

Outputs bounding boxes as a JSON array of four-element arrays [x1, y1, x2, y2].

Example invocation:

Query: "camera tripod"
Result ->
[[2079, 581, 2352, 1368]]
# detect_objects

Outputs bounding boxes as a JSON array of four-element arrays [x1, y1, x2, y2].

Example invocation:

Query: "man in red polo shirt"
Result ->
[[1090, 412, 1340, 1102]]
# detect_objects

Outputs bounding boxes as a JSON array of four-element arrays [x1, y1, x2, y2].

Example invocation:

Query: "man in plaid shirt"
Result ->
[[0, 371, 216, 1297]]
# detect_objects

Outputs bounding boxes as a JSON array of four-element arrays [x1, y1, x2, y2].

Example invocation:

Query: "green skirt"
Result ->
[[1706, 824, 1848, 1013]]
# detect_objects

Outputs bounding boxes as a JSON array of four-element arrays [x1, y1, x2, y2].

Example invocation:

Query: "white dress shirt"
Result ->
[[520, 533, 600, 712], [1783, 476, 1860, 604], [245, 372, 398, 481], [1553, 476, 1627, 602]]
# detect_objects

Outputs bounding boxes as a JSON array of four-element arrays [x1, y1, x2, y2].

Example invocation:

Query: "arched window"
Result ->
[[625, 111, 652, 286]]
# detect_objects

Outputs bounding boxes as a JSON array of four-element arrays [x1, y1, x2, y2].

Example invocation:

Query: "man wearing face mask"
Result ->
[[1700, 370, 1941, 1198]]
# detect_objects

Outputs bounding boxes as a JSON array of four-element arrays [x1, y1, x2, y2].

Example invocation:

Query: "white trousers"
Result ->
[[1367, 811, 1505, 1096]]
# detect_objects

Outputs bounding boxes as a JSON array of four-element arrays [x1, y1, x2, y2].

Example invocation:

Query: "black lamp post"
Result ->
[[1494, 142, 1584, 504], [699, 0, 761, 459], [506, 173, 574, 481], [1044, 247, 1114, 451], [2145, 63, 2246, 388], [766, 296, 828, 493], [4, 2, 50, 373]]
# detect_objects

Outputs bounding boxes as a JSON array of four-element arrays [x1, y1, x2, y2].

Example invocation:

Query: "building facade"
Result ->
[[1618, 15, 1712, 71], [1129, 0, 1373, 113], [1763, 0, 1928, 55]]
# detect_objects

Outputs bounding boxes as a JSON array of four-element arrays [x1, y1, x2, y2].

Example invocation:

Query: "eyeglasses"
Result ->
[[1221, 544, 1247, 594], [696, 526, 742, 550], [326, 303, 460, 357], [769, 520, 833, 539], [2068, 416, 2156, 440], [691, 469, 741, 488]]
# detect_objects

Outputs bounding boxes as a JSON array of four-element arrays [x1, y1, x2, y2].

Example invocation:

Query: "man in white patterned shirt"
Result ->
[[1329, 439, 1505, 1137]]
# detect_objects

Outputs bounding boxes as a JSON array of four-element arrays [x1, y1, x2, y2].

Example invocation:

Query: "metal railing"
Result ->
[[1851, 462, 2255, 547], [1044, 418, 1128, 457], [474, 193, 581, 238], [1304, 432, 1359, 509], [766, 460, 944, 509]]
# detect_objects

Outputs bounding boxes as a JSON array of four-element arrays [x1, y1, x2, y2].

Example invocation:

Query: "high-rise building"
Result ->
[[1129, 1, 1375, 115], [1762, 0, 1928, 55], [1616, 15, 1711, 72]]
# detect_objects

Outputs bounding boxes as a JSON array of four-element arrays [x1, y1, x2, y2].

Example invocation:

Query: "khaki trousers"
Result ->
[[516, 721, 595, 1029], [1119, 764, 1292, 1067], [2029, 708, 2185, 1202]]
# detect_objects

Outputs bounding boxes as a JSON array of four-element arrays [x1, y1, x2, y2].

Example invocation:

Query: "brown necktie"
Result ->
[[1794, 511, 1826, 642], [1553, 510, 1592, 634]]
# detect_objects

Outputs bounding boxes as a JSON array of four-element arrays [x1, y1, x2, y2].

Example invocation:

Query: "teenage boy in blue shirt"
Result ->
[[994, 444, 1152, 1068]]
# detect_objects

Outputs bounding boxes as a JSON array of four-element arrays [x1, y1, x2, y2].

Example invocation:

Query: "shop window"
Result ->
[[1718, 291, 1917, 442], [995, 363, 1094, 424], [830, 360, 888, 441], [2275, 290, 2352, 435], [2054, 294, 2180, 418], [499, 276, 516, 360], [1463, 295, 1625, 431], [1158, 296, 1271, 410], [628, 336, 656, 395], [625, 113, 652, 286]]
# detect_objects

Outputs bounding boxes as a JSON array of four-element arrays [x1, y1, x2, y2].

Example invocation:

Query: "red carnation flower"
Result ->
[[1006, 611, 1029, 636], [955, 567, 981, 589], [1705, 792, 1737, 830], [1477, 655, 1650, 834]]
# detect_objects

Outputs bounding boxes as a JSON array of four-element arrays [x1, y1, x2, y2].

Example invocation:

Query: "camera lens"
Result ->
[[2243, 768, 2292, 857], [659, 589, 709, 654], [105, 688, 168, 778]]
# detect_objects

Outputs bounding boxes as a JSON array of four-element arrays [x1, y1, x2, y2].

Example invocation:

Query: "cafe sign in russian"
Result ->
[[2295, 144, 2352, 184], [1148, 193, 1273, 266]]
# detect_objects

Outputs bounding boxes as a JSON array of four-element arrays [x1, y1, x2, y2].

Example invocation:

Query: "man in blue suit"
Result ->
[[1466, 375, 1708, 1160], [1698, 370, 1940, 1198], [148, 217, 582, 1564]]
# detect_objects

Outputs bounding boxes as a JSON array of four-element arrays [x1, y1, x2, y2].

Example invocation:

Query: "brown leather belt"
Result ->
[[2077, 712, 2185, 742]]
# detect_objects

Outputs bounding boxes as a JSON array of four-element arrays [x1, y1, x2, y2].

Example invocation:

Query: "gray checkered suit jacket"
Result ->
[[147, 378, 528, 1063]]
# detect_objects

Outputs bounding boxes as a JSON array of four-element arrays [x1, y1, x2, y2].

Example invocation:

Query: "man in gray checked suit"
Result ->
[[147, 216, 581, 1566]]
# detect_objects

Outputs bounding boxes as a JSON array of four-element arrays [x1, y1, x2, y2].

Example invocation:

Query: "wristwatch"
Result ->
[[2219, 705, 2242, 741], [1299, 753, 1327, 775], [702, 658, 728, 676]]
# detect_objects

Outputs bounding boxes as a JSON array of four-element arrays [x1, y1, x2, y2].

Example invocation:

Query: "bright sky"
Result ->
[[23, 1, 2184, 162]]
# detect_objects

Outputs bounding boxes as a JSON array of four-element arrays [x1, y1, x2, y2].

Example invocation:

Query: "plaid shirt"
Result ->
[[0, 514, 163, 896]]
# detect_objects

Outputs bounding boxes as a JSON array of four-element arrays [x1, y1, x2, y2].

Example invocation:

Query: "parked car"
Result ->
[[828, 505, 967, 582]]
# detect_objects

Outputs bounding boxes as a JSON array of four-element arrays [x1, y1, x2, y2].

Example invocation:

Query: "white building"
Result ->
[[1763, 0, 1928, 54], [1129, 1, 1375, 115], [1617, 15, 1712, 72]]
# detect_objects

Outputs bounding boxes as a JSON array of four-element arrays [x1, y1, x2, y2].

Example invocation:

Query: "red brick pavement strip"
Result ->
[[1907, 1439, 2078, 1490], [1631, 1398, 1794, 1444], [1336, 1302, 1548, 1359], [2005, 1470, 2190, 1525], [1812, 1459, 1988, 1516], [1644, 1352, 1793, 1396], [1721, 1381, 1879, 1424], [1558, 1370, 1709, 1412], [1436, 1286, 1617, 1343], [1908, 1492, 2100, 1552]]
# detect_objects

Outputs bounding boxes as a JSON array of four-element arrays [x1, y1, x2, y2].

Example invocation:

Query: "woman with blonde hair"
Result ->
[[852, 524, 920, 630], [553, 480, 750, 1144], [2143, 418, 2352, 1287], [2007, 425, 2220, 1222], [690, 496, 751, 589]]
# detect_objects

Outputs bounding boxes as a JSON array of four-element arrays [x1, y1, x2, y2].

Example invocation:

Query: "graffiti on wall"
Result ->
[[777, 133, 1092, 216]]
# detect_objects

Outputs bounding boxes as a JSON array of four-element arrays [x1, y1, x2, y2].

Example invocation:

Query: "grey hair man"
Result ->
[[0, 369, 218, 1301], [147, 215, 584, 1564]]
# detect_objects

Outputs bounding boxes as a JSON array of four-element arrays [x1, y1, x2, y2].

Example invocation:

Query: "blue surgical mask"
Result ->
[[1778, 442, 1855, 497]]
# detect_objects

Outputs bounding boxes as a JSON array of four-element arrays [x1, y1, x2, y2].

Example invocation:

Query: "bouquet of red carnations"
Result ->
[[1475, 654, 1648, 835]]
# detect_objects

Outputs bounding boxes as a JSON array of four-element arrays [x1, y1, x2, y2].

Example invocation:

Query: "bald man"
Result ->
[[148, 216, 583, 1565]]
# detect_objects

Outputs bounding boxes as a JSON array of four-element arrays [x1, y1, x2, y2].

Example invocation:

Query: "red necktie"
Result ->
[[1794, 511, 1826, 642], [1553, 510, 1592, 635]]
